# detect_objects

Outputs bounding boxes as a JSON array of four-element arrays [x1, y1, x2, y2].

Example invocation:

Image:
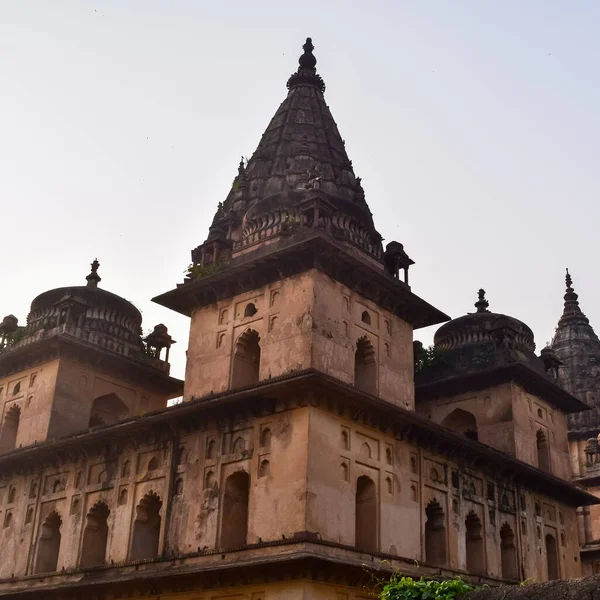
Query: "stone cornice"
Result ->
[[153, 231, 449, 330], [0, 537, 510, 598], [0, 369, 594, 507], [0, 333, 183, 396], [417, 362, 589, 414]]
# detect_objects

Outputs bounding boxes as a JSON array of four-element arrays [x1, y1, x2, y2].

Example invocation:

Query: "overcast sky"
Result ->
[[2, 1, 599, 381]]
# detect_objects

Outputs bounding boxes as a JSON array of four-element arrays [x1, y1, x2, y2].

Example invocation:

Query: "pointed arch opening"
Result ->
[[500, 523, 518, 580], [536, 430, 550, 473], [355, 475, 377, 551], [79, 502, 110, 568], [354, 336, 376, 395], [425, 499, 446, 566], [231, 329, 261, 389], [260, 427, 272, 449], [545, 533, 559, 580], [88, 393, 128, 428], [220, 471, 250, 548], [441, 408, 478, 441], [34, 511, 62, 573], [128, 492, 162, 561], [0, 405, 20, 452], [465, 511, 485, 574]]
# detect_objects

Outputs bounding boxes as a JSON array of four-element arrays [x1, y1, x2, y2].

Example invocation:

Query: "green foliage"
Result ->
[[379, 574, 477, 600], [186, 252, 231, 280], [414, 343, 447, 375], [281, 211, 301, 233]]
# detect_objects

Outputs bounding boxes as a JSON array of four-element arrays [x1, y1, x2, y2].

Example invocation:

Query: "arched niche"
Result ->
[[354, 336, 376, 395], [220, 471, 250, 548], [88, 393, 128, 428], [230, 329, 261, 389], [79, 502, 110, 568], [440, 408, 478, 441], [128, 492, 162, 561]]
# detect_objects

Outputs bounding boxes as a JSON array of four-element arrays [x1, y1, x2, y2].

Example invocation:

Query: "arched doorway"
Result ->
[[425, 499, 447, 565], [355, 336, 376, 395], [355, 475, 377, 551], [79, 501, 110, 567], [230, 330, 261, 389], [465, 511, 485, 574], [34, 511, 62, 573], [128, 492, 162, 560], [500, 523, 518, 580], [88, 393, 128, 427], [545, 533, 559, 580], [537, 430, 550, 473], [0, 405, 20, 452], [441, 408, 478, 441], [220, 471, 250, 548]]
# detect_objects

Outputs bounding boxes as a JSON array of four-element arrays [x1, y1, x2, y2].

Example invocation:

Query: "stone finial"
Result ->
[[475, 289, 490, 313], [298, 37, 317, 70], [287, 37, 325, 93], [86, 259, 101, 288]]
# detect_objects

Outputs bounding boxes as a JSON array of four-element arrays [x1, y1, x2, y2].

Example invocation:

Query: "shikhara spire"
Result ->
[[204, 36, 379, 258], [559, 268, 589, 325]]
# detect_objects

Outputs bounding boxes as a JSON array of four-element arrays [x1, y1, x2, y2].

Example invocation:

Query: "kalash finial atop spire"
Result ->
[[475, 288, 490, 313], [287, 37, 325, 93], [560, 268, 589, 324], [86, 258, 101, 288]]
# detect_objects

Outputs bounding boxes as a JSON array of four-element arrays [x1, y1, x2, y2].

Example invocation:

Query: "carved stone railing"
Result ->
[[1, 324, 170, 373]]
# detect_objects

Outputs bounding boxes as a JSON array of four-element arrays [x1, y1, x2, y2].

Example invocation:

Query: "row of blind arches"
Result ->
[[31, 470, 253, 574], [423, 498, 559, 580], [30, 473, 558, 581]]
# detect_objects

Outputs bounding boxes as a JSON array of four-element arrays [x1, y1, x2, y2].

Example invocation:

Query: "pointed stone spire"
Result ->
[[86, 258, 101, 288], [474, 288, 490, 313], [551, 269, 600, 433], [559, 268, 589, 325]]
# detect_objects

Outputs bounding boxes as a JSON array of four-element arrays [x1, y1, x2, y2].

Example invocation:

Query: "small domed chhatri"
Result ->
[[435, 289, 535, 352], [3, 259, 177, 370], [426, 289, 539, 380], [23, 259, 144, 358]]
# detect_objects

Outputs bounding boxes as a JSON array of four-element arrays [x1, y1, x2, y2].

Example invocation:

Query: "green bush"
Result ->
[[379, 574, 477, 600]]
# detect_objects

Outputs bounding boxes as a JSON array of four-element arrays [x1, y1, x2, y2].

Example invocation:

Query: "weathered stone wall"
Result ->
[[184, 269, 414, 409], [0, 400, 582, 584], [468, 576, 600, 599], [418, 383, 571, 479]]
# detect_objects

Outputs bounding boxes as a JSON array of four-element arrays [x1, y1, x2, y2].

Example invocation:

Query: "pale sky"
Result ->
[[2, 1, 599, 381]]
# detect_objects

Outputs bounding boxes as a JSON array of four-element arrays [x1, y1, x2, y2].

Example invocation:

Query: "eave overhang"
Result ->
[[0, 538, 509, 598], [417, 362, 589, 414], [153, 231, 449, 330], [0, 334, 183, 397], [0, 369, 594, 507]]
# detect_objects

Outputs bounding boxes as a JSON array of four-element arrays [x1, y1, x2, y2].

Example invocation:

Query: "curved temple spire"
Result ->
[[560, 268, 589, 325]]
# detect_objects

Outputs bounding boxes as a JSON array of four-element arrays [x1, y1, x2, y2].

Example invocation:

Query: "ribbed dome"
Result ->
[[23, 260, 144, 356], [417, 290, 541, 385], [435, 290, 535, 354], [30, 286, 141, 327]]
